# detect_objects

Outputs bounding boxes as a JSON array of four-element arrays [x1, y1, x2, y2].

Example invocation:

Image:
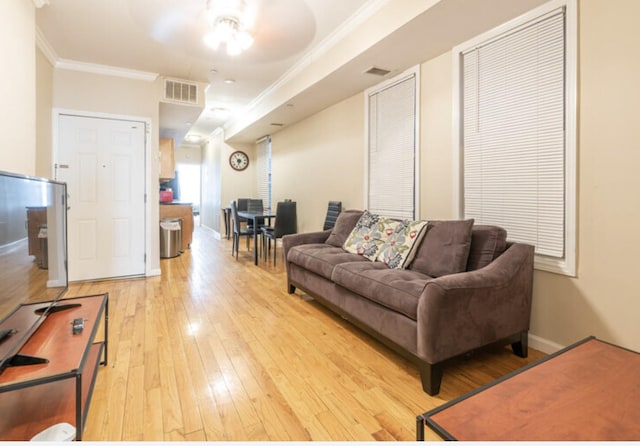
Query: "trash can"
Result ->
[[160, 218, 182, 258], [38, 224, 48, 269]]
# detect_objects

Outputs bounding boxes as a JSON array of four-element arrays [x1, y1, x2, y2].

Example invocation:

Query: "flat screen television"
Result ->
[[0, 170, 68, 372]]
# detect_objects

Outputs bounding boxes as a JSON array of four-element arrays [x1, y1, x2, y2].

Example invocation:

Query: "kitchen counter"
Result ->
[[159, 203, 193, 251]]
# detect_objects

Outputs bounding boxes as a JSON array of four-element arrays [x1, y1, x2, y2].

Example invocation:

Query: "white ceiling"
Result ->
[[36, 0, 548, 145]]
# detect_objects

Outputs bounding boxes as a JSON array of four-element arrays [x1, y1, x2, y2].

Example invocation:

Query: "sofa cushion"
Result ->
[[343, 210, 399, 260], [287, 243, 368, 280], [325, 210, 364, 247], [466, 225, 508, 271], [377, 219, 429, 269], [332, 261, 432, 320], [410, 219, 474, 277]]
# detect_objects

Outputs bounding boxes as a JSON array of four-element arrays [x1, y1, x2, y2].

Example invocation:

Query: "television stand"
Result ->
[[0, 294, 108, 441], [34, 302, 82, 315], [0, 329, 16, 343], [4, 353, 48, 368]]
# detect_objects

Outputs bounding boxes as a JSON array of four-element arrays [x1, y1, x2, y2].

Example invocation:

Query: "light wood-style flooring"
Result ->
[[66, 224, 545, 441]]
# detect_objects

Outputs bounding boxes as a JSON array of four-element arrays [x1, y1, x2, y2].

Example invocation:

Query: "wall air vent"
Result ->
[[364, 66, 391, 76], [163, 78, 198, 105]]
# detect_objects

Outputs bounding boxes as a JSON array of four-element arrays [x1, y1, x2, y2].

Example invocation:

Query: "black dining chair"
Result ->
[[261, 201, 297, 266], [323, 201, 342, 230], [246, 198, 265, 231], [236, 198, 250, 228], [230, 200, 252, 260]]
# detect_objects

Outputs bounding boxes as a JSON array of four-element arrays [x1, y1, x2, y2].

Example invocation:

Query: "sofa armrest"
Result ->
[[416, 242, 534, 364], [282, 230, 332, 286], [282, 230, 332, 253]]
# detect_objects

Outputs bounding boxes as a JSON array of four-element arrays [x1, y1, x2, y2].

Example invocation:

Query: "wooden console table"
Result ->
[[0, 294, 108, 441], [417, 336, 640, 441]]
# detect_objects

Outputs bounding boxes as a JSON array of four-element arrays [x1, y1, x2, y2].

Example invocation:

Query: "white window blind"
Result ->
[[367, 70, 417, 219], [256, 136, 271, 210], [462, 8, 566, 258]]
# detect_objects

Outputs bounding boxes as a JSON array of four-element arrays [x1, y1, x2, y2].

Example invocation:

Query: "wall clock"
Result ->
[[229, 150, 249, 171]]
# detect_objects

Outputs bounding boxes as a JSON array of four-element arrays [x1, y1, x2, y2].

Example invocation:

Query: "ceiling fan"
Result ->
[[127, 0, 316, 63]]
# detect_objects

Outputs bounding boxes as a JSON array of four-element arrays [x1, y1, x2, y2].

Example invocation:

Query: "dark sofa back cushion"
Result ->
[[409, 219, 474, 277], [325, 210, 365, 247], [466, 225, 508, 271]]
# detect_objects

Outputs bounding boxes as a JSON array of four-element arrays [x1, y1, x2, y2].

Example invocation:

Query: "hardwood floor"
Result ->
[[66, 224, 545, 441]]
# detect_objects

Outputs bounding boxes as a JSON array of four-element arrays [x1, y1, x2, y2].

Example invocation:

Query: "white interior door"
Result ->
[[57, 114, 146, 281]]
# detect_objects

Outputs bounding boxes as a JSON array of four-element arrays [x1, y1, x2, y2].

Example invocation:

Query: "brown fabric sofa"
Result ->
[[282, 210, 534, 395]]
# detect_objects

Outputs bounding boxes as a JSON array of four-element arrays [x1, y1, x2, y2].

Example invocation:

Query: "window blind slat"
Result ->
[[463, 8, 566, 258], [256, 137, 271, 210], [368, 73, 416, 219]]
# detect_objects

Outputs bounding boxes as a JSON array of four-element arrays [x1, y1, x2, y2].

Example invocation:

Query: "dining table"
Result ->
[[237, 210, 275, 265]]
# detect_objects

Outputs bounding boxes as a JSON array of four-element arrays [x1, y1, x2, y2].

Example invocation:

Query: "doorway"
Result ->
[[55, 114, 146, 281]]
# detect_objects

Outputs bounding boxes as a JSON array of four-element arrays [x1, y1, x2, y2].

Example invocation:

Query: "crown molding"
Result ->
[[36, 25, 158, 81], [35, 26, 58, 66], [55, 59, 159, 82]]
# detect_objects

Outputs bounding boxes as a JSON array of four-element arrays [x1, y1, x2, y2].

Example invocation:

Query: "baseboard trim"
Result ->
[[528, 333, 565, 354]]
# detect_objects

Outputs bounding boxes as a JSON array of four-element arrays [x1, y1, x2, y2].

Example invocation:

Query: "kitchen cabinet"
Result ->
[[159, 137, 175, 180]]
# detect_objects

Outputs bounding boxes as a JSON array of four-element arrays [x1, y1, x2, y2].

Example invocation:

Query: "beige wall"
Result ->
[[0, 1, 36, 175], [269, 0, 640, 353], [36, 47, 54, 178], [271, 93, 365, 233], [530, 0, 640, 351], [201, 131, 255, 235]]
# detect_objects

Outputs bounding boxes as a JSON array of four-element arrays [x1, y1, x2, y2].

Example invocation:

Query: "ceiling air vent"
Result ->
[[163, 78, 198, 105], [364, 66, 391, 76]]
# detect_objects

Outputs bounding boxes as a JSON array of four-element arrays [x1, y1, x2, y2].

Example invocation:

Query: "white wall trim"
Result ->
[[529, 333, 565, 355], [55, 59, 158, 82], [34, 28, 158, 82], [52, 108, 155, 277], [35, 26, 58, 66]]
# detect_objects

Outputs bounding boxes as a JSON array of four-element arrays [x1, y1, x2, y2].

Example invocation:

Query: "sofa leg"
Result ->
[[419, 362, 443, 396], [511, 331, 529, 358], [288, 283, 296, 294]]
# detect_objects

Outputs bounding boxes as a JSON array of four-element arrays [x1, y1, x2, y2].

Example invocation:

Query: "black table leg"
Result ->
[[416, 415, 425, 441], [253, 218, 259, 265]]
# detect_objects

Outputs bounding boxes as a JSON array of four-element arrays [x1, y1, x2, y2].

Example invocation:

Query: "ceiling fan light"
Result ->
[[203, 32, 221, 50], [215, 17, 235, 40], [226, 39, 242, 55], [236, 31, 253, 50]]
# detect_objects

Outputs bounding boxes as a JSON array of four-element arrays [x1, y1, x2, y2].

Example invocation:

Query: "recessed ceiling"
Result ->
[[36, 0, 549, 145]]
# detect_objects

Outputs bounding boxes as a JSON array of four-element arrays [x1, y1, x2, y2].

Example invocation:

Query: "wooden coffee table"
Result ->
[[417, 336, 640, 441]]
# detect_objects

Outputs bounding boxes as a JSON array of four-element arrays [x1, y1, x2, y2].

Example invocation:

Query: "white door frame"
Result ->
[[52, 108, 155, 277]]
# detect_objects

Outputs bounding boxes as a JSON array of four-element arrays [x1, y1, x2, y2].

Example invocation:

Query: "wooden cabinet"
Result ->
[[0, 294, 108, 441], [159, 137, 175, 179]]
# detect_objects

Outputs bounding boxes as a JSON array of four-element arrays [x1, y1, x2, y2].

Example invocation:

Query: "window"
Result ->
[[453, 0, 576, 276], [256, 135, 272, 210], [365, 66, 419, 219]]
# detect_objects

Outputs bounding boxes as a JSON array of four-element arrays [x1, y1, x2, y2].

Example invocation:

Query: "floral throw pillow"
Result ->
[[377, 219, 429, 269], [343, 210, 399, 260]]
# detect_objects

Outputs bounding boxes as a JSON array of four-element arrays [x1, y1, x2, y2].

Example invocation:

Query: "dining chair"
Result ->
[[323, 201, 342, 230], [236, 198, 250, 228], [261, 201, 297, 266], [247, 198, 266, 231], [230, 200, 252, 260]]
